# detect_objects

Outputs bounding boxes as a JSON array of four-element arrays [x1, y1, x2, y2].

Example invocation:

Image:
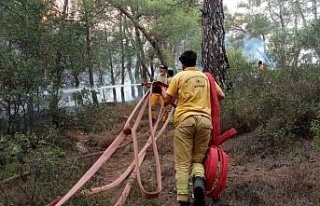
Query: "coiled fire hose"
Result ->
[[204, 72, 237, 198]]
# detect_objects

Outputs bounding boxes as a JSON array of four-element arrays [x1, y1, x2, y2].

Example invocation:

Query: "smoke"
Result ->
[[225, 33, 276, 68], [242, 34, 276, 68]]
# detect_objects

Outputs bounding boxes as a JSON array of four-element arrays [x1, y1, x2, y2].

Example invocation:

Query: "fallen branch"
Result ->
[[76, 151, 104, 159], [76, 140, 134, 160], [0, 171, 31, 185]]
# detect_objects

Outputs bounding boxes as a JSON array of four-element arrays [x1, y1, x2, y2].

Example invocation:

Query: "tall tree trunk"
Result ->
[[202, 0, 229, 86], [266, 0, 289, 69], [290, 7, 301, 69], [50, 0, 68, 127], [97, 66, 104, 87], [84, 1, 98, 106], [134, 26, 150, 97], [148, 50, 155, 80], [50, 51, 64, 127], [133, 22, 151, 81], [126, 48, 136, 98], [104, 27, 117, 102], [311, 0, 318, 20], [294, 0, 307, 28], [120, 14, 125, 103], [127, 63, 135, 99], [70, 59, 80, 87], [262, 33, 267, 54], [135, 60, 143, 98], [108, 50, 117, 102]]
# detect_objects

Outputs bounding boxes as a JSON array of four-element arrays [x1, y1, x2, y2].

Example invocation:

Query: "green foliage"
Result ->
[[0, 131, 69, 172], [302, 19, 320, 57], [311, 120, 320, 151], [227, 49, 256, 70], [70, 88, 94, 106], [65, 104, 115, 134], [0, 0, 204, 134], [151, 6, 201, 41], [0, 0, 104, 134], [225, 0, 320, 68], [222, 51, 320, 148], [0, 128, 111, 206], [110, 0, 202, 65]]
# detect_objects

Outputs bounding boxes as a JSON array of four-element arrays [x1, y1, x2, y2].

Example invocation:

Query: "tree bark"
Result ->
[[126, 51, 136, 98], [202, 0, 229, 86], [120, 14, 125, 103], [312, 0, 318, 20], [84, 0, 98, 106], [134, 29, 145, 98], [135, 60, 144, 98], [108, 50, 117, 102]]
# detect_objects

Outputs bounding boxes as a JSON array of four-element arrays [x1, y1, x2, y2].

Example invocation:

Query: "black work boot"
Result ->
[[178, 201, 190, 206], [193, 176, 206, 206]]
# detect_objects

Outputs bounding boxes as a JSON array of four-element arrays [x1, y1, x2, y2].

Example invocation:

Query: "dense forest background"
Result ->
[[1, 0, 320, 205]]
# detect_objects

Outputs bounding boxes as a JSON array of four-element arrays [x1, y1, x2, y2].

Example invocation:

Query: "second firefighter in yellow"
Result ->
[[151, 64, 169, 122]]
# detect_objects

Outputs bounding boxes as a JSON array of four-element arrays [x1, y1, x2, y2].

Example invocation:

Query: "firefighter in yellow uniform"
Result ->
[[151, 64, 169, 122], [159, 50, 224, 206]]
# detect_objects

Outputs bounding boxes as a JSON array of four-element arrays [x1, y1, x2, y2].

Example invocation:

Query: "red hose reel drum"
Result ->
[[204, 128, 236, 198], [204, 146, 229, 198], [203, 72, 237, 199]]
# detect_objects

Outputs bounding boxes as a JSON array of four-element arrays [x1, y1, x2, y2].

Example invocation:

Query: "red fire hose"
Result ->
[[203, 72, 237, 199], [46, 83, 174, 206], [46, 75, 236, 205]]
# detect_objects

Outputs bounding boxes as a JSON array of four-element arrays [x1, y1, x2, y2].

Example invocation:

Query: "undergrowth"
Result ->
[[1, 63, 320, 205]]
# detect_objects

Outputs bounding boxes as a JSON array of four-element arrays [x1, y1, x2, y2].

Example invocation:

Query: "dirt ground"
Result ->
[[69, 104, 320, 206]]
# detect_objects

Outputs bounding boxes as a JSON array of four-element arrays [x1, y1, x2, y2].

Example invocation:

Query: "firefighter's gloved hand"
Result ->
[[153, 81, 168, 89], [141, 82, 152, 88], [152, 81, 168, 94], [152, 85, 161, 94]]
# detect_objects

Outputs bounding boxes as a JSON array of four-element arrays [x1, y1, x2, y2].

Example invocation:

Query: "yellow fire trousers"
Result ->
[[150, 93, 168, 122], [174, 115, 212, 202]]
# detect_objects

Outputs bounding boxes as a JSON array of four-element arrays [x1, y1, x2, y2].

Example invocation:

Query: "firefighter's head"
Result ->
[[168, 68, 174, 77], [158, 64, 168, 76], [258, 60, 266, 71], [179, 50, 197, 69]]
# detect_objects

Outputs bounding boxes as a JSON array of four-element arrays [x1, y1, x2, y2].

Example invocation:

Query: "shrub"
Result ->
[[311, 120, 320, 151], [63, 104, 115, 134], [222, 63, 320, 147]]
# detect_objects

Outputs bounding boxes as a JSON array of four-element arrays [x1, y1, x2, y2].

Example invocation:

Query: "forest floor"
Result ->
[[66, 103, 320, 206]]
